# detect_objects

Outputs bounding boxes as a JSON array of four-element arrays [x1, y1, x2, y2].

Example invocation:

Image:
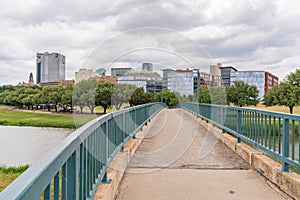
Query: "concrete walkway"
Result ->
[[116, 109, 289, 200]]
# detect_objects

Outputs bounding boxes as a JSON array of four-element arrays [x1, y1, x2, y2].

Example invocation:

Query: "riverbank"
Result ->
[[0, 106, 96, 129]]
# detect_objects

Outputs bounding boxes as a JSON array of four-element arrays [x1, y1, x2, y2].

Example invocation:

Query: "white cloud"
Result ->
[[0, 0, 300, 84]]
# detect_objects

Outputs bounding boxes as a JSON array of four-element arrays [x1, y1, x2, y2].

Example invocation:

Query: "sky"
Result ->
[[0, 0, 300, 85]]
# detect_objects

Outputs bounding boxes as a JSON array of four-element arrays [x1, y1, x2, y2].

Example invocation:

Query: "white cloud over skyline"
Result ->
[[0, 0, 299, 84]]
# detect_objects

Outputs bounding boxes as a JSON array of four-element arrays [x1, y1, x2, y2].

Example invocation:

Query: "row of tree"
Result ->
[[2, 84, 74, 112], [0, 79, 261, 113], [3, 69, 299, 114], [1, 80, 157, 114]]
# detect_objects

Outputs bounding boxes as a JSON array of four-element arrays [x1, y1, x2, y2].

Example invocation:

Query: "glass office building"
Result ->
[[167, 70, 194, 96], [167, 69, 222, 97], [230, 71, 266, 100], [220, 66, 238, 87], [36, 52, 65, 84]]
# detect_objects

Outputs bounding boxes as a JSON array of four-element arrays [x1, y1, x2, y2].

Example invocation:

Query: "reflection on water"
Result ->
[[0, 126, 72, 166]]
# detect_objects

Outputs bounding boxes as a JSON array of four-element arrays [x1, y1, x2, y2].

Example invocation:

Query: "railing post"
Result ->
[[62, 163, 67, 200], [237, 109, 242, 143], [258, 113, 261, 144], [66, 149, 79, 200], [222, 107, 225, 133], [282, 118, 290, 172], [43, 184, 51, 200], [54, 171, 60, 200], [121, 113, 125, 152], [133, 108, 137, 139], [102, 120, 111, 184]]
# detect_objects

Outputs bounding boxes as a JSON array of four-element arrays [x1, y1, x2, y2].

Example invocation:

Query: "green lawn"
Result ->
[[0, 165, 30, 192], [247, 104, 300, 115], [0, 106, 96, 129]]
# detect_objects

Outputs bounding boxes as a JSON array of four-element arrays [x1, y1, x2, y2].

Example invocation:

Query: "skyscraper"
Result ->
[[36, 52, 65, 84]]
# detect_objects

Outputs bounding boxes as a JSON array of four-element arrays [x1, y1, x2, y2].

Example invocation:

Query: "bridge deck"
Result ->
[[116, 109, 288, 200]]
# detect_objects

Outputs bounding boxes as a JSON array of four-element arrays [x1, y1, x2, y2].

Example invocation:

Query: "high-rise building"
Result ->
[[220, 66, 238, 87], [142, 63, 153, 71], [36, 52, 65, 84], [162, 69, 174, 90], [230, 71, 279, 100]]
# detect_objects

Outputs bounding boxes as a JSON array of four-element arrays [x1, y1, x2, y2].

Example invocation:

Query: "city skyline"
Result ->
[[0, 0, 300, 85]]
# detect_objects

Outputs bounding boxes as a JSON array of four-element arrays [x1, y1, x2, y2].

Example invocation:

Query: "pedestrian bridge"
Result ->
[[1, 103, 300, 199]]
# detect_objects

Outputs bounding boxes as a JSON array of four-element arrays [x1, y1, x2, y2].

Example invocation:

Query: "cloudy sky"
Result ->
[[0, 0, 299, 85]]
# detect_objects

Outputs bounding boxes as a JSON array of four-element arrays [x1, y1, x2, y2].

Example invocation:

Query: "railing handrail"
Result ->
[[0, 102, 165, 199], [184, 102, 300, 119]]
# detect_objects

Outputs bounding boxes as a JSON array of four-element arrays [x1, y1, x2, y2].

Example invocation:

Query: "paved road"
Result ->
[[116, 109, 288, 200]]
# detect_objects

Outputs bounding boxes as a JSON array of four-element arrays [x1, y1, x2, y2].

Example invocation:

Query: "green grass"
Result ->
[[0, 107, 96, 129], [247, 104, 300, 115], [0, 165, 30, 192]]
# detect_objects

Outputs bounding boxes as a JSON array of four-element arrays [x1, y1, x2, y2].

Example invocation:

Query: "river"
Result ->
[[0, 126, 72, 166]]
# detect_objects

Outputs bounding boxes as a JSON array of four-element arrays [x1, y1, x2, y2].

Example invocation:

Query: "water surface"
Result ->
[[0, 126, 72, 166]]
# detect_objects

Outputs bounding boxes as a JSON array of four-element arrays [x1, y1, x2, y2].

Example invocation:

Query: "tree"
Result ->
[[155, 90, 178, 107], [3, 87, 41, 109], [95, 81, 114, 114], [73, 80, 97, 114], [0, 90, 12, 104], [4, 87, 25, 108], [0, 85, 15, 93], [226, 81, 259, 107], [61, 85, 74, 112], [21, 88, 40, 110], [112, 84, 136, 110], [264, 69, 300, 114], [209, 87, 227, 105], [38, 86, 63, 112], [129, 87, 154, 106], [193, 87, 211, 103]]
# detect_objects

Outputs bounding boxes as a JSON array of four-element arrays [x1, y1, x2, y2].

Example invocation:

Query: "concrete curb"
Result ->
[[93, 112, 160, 200], [191, 110, 300, 199]]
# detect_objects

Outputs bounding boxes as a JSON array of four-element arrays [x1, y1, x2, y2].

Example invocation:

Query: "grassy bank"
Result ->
[[0, 165, 30, 192], [0, 107, 96, 129], [247, 104, 300, 115]]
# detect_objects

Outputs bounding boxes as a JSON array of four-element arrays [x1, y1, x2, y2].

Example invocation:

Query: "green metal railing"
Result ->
[[180, 102, 300, 172], [0, 103, 165, 200]]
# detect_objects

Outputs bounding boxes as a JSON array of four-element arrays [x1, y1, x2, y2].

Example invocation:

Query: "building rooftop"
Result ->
[[126, 71, 161, 77], [219, 66, 238, 71]]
